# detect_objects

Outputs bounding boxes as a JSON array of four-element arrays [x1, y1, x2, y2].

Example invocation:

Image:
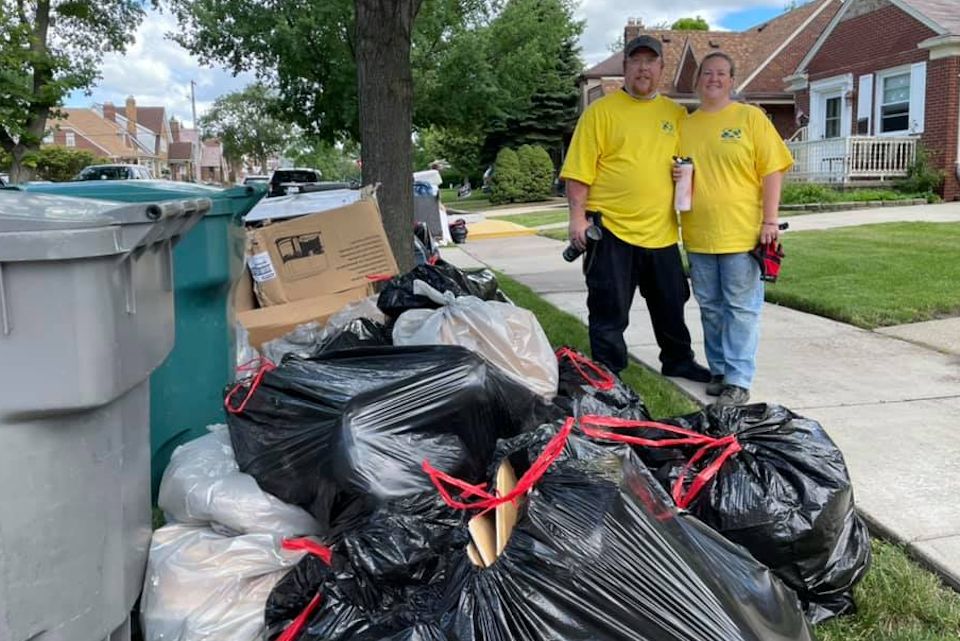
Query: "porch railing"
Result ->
[[785, 136, 917, 184]]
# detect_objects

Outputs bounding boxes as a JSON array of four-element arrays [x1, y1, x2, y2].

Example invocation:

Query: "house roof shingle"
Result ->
[[47, 109, 153, 159], [168, 142, 194, 162], [900, 0, 960, 35], [583, 0, 840, 96], [120, 106, 166, 135]]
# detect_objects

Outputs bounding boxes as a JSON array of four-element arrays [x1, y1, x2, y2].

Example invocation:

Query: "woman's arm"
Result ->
[[760, 171, 784, 244]]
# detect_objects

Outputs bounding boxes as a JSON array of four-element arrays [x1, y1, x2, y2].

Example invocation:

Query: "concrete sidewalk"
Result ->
[[442, 203, 960, 588]]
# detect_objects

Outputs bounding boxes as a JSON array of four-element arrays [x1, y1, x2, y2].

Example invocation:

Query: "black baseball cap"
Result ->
[[624, 35, 662, 58]]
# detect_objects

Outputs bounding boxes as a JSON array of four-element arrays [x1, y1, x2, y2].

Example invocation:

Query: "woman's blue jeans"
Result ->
[[687, 252, 764, 389]]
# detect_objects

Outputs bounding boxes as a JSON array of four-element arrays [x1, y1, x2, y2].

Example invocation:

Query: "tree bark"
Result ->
[[355, 0, 423, 273]]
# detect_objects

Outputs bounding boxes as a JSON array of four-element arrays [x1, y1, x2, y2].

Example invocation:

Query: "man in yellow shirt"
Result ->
[[560, 35, 709, 381]]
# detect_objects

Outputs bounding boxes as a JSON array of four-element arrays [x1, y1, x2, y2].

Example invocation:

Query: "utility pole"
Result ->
[[190, 80, 197, 128]]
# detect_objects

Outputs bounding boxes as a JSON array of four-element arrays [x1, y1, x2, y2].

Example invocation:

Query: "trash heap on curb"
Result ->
[[142, 192, 871, 641]]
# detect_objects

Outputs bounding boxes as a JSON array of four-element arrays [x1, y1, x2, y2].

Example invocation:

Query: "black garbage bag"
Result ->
[[267, 422, 814, 641], [377, 260, 505, 318], [314, 318, 390, 355], [583, 404, 872, 623], [266, 493, 470, 641], [554, 346, 650, 419], [225, 345, 551, 531]]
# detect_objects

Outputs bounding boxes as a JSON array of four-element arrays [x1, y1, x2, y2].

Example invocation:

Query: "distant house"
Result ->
[[785, 0, 960, 199], [201, 139, 230, 184], [102, 97, 172, 177], [168, 118, 201, 182], [45, 107, 155, 166], [580, 0, 841, 138]]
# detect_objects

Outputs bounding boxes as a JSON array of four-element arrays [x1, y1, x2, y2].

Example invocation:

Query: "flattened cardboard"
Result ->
[[466, 542, 485, 568], [495, 460, 520, 556], [246, 197, 398, 307], [468, 514, 497, 568], [232, 272, 371, 349]]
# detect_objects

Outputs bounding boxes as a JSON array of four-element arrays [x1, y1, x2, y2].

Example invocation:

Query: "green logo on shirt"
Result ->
[[660, 120, 675, 134], [721, 128, 743, 141]]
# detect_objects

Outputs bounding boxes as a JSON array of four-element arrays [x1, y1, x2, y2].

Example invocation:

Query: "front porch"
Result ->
[[785, 131, 918, 185]]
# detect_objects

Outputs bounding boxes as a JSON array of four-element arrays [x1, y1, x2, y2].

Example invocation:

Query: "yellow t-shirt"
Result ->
[[560, 91, 686, 248], [678, 102, 794, 253]]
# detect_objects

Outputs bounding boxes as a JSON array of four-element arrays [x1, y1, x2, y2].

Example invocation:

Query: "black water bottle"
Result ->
[[563, 225, 602, 262]]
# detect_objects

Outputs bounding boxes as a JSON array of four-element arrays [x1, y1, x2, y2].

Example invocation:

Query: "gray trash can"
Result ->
[[0, 191, 208, 641]]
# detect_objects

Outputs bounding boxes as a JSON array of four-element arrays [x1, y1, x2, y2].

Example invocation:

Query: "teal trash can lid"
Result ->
[[0, 191, 210, 260], [14, 179, 266, 218]]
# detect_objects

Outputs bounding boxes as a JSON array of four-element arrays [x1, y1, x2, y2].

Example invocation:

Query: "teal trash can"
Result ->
[[10, 180, 266, 497]]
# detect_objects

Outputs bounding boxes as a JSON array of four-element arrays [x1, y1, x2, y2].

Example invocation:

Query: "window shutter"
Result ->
[[857, 74, 873, 134], [909, 62, 926, 134]]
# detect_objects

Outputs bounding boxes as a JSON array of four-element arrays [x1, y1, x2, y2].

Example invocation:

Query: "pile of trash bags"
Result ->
[[141, 260, 870, 641]]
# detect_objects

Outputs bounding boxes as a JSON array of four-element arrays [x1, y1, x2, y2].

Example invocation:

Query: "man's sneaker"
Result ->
[[661, 360, 711, 383], [715, 385, 750, 406], [706, 375, 725, 396]]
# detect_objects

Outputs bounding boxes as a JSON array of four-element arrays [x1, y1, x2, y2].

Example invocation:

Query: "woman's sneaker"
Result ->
[[706, 375, 725, 396], [716, 385, 750, 406]]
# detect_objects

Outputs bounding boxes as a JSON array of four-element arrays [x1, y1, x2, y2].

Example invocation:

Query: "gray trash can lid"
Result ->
[[0, 191, 210, 261]]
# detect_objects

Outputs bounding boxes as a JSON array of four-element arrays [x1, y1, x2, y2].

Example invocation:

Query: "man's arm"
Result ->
[[567, 179, 591, 250]]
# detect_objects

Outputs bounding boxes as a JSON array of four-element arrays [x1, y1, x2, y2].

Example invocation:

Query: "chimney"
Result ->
[[170, 118, 180, 142], [103, 102, 116, 122], [126, 95, 137, 138], [624, 17, 643, 45]]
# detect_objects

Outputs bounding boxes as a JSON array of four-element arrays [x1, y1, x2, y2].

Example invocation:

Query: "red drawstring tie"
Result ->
[[671, 435, 742, 509], [275, 538, 333, 641], [423, 417, 574, 511], [578, 415, 718, 448], [555, 347, 615, 392], [576, 414, 742, 510], [224, 358, 275, 414]]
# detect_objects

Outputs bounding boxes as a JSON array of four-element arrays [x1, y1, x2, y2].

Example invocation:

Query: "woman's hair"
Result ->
[[696, 52, 736, 82]]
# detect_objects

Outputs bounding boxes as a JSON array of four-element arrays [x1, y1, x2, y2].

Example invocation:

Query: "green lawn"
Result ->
[[540, 228, 568, 241], [767, 222, 960, 328], [497, 272, 960, 641], [499, 209, 567, 228]]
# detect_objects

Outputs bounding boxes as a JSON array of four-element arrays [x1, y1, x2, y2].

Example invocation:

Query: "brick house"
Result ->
[[102, 97, 173, 177], [200, 139, 230, 184], [580, 0, 841, 138], [45, 107, 156, 166], [167, 118, 201, 182], [785, 0, 960, 199]]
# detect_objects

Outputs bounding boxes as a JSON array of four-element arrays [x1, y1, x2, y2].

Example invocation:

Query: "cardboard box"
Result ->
[[232, 270, 372, 350], [246, 197, 398, 307]]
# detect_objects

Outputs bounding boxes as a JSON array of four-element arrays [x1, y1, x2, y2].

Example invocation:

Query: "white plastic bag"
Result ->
[[141, 525, 303, 641], [158, 425, 320, 537], [260, 296, 386, 363], [392, 281, 558, 398]]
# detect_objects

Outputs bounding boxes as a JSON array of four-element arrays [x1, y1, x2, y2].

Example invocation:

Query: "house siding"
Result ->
[[925, 56, 960, 200], [805, 2, 960, 198], [808, 4, 936, 81]]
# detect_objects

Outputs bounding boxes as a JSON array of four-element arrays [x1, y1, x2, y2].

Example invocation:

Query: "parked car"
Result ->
[[242, 174, 269, 186], [267, 168, 322, 197], [75, 164, 155, 181]]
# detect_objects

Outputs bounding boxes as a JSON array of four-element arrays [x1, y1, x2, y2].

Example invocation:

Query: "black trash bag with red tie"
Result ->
[[581, 404, 872, 624], [554, 346, 650, 419], [376, 260, 505, 319], [265, 422, 814, 641]]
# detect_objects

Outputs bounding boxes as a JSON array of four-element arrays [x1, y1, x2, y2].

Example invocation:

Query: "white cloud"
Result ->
[[66, 8, 254, 129], [574, 0, 788, 66]]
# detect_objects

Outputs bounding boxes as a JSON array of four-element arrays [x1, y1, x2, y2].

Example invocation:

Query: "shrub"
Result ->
[[780, 183, 840, 205], [516, 144, 555, 201], [32, 147, 103, 182], [490, 147, 523, 204], [896, 145, 944, 196]]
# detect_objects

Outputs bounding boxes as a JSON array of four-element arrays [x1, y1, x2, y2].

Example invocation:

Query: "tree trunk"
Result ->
[[355, 0, 423, 274]]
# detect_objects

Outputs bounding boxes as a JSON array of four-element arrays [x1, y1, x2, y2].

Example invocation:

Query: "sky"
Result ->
[[66, 1, 790, 129]]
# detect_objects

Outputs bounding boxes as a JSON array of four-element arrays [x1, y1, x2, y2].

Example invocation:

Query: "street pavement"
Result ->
[[441, 202, 960, 588]]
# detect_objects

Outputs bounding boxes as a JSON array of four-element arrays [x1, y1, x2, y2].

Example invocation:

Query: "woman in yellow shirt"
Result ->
[[676, 52, 793, 405]]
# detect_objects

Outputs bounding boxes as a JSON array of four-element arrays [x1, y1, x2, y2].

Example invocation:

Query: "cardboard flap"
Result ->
[[468, 514, 497, 568], [495, 460, 520, 556]]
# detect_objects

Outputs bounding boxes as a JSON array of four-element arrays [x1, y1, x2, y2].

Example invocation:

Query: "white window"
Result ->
[[42, 133, 53, 144], [875, 63, 925, 135], [65, 132, 76, 147], [824, 96, 842, 139], [880, 73, 910, 133]]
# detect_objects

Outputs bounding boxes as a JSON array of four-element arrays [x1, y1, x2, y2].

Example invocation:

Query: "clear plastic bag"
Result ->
[[392, 281, 558, 398], [141, 525, 304, 641], [158, 425, 320, 537]]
